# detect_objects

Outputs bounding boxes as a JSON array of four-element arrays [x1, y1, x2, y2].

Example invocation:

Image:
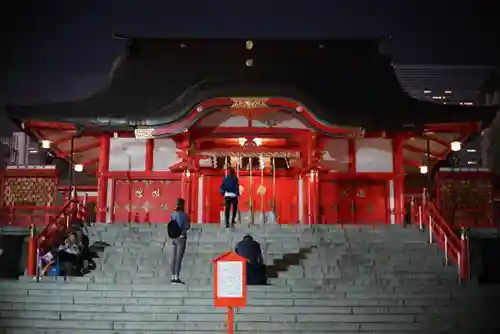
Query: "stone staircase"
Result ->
[[1, 223, 500, 333]]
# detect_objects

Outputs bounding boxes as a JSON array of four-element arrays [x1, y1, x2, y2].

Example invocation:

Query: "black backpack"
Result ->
[[167, 219, 181, 239]]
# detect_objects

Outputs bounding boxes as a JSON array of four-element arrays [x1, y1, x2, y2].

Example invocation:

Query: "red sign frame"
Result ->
[[212, 251, 247, 308]]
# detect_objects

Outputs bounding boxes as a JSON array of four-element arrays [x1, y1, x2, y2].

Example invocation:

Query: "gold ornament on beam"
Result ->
[[230, 98, 267, 109], [152, 189, 161, 197], [160, 204, 169, 211]]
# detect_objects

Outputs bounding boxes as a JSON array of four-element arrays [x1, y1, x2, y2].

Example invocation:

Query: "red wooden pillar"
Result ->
[[392, 136, 404, 225], [312, 170, 320, 224], [145, 139, 154, 171], [348, 139, 356, 174], [96, 135, 110, 223]]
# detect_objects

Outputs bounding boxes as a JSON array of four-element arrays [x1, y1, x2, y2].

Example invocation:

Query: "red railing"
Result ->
[[25, 189, 89, 277], [2, 204, 68, 227], [411, 194, 470, 283]]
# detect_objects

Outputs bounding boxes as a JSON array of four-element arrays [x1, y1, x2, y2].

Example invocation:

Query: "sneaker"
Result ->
[[170, 278, 185, 284]]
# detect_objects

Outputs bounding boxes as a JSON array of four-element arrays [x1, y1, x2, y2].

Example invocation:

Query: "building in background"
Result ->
[[394, 65, 494, 106], [0, 132, 47, 166], [394, 64, 495, 168], [480, 68, 500, 173]]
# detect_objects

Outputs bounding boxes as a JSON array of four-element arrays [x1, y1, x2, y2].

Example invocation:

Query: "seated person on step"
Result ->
[[70, 223, 95, 272], [40, 246, 58, 276], [235, 235, 268, 285], [58, 232, 84, 276]]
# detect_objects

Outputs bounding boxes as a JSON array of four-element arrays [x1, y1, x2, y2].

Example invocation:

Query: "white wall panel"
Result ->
[[321, 139, 349, 172], [109, 138, 146, 171], [355, 138, 393, 172], [153, 138, 182, 171]]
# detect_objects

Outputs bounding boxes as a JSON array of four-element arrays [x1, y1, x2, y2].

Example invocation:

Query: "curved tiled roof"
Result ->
[[5, 38, 498, 133]]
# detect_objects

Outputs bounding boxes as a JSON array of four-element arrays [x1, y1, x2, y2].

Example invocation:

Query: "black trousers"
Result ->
[[247, 262, 267, 285], [224, 197, 238, 227]]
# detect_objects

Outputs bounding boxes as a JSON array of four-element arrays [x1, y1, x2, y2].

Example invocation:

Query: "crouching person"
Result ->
[[235, 235, 268, 285]]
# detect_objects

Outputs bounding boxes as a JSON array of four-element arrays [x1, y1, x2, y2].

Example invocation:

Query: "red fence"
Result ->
[[26, 189, 88, 276], [411, 195, 470, 283]]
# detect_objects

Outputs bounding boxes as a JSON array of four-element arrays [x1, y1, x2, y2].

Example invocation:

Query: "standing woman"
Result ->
[[170, 198, 190, 284]]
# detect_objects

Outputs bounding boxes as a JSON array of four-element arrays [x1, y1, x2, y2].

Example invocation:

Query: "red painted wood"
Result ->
[[105, 171, 182, 179], [319, 180, 338, 224], [204, 176, 225, 223], [145, 139, 154, 171], [348, 139, 356, 173], [96, 135, 110, 223], [203, 174, 298, 224], [319, 180, 388, 225], [274, 177, 299, 224], [111, 179, 181, 223], [392, 136, 404, 225], [354, 181, 388, 225]]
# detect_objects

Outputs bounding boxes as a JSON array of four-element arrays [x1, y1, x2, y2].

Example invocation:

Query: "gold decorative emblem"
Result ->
[[134, 128, 154, 139], [357, 189, 365, 198], [135, 188, 144, 198], [230, 98, 267, 109], [160, 204, 169, 211], [124, 204, 131, 212], [239, 185, 245, 195], [152, 189, 160, 197], [257, 185, 267, 196]]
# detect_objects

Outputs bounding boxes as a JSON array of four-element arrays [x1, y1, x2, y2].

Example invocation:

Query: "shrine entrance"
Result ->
[[320, 180, 388, 225], [201, 152, 299, 224]]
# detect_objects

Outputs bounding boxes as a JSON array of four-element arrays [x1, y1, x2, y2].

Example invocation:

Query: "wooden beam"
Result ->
[[404, 143, 441, 158]]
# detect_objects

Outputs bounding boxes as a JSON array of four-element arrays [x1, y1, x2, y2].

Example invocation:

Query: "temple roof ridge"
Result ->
[[4, 37, 499, 133]]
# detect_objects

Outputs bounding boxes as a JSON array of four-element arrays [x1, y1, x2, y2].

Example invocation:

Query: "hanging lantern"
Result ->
[[419, 165, 428, 174], [73, 164, 84, 172], [40, 140, 52, 149], [450, 141, 462, 152]]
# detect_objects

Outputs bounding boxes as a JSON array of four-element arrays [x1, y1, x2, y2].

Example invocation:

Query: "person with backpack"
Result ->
[[220, 167, 240, 228], [168, 198, 190, 284]]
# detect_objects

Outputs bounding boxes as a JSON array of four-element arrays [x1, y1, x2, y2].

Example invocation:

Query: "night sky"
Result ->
[[0, 0, 498, 132]]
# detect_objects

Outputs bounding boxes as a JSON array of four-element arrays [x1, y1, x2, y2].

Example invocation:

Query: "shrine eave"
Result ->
[[6, 97, 498, 137], [4, 37, 498, 135]]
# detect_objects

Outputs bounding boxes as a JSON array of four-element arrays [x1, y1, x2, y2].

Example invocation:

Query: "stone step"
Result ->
[[0, 319, 434, 333]]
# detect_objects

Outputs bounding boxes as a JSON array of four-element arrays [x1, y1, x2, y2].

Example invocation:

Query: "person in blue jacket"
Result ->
[[220, 167, 239, 228]]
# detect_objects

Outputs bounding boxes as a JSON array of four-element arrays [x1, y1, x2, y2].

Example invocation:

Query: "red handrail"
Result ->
[[411, 196, 469, 282], [25, 190, 89, 276]]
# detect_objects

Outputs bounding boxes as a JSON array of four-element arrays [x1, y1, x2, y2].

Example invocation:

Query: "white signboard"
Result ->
[[217, 261, 243, 298]]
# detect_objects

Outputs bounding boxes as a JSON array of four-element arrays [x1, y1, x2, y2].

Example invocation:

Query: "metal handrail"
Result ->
[[411, 194, 470, 283]]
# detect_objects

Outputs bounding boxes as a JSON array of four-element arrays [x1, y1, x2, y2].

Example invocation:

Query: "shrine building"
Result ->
[[4, 38, 498, 226]]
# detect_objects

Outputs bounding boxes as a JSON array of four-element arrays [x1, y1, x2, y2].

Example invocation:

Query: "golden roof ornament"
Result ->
[[230, 98, 267, 109]]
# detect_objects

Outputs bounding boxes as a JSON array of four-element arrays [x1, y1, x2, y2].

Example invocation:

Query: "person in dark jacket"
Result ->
[[235, 235, 267, 285], [220, 168, 240, 228], [170, 198, 190, 284]]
